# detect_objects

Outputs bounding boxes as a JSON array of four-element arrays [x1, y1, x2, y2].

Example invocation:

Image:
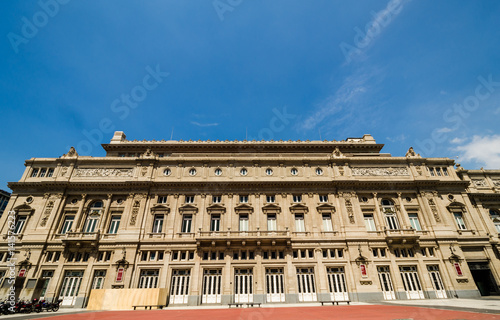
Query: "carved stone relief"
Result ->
[[352, 167, 409, 176], [472, 179, 487, 187], [129, 200, 141, 226], [40, 201, 54, 227], [74, 168, 133, 177]]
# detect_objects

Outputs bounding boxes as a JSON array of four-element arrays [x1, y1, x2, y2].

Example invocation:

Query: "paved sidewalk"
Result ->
[[384, 298, 500, 314]]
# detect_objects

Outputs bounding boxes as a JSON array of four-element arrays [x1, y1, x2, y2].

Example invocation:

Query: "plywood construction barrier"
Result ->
[[87, 288, 168, 310]]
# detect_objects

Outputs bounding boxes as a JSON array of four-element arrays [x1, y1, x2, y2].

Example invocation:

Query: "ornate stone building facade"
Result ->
[[0, 131, 499, 308]]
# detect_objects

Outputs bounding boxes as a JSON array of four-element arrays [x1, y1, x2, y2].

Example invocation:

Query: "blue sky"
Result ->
[[1, 0, 499, 191]]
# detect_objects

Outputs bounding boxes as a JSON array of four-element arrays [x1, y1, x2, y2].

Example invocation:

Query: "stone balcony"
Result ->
[[59, 230, 100, 248], [195, 229, 291, 247], [384, 228, 426, 246]]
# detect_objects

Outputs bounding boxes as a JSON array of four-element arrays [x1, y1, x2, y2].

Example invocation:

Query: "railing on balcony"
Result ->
[[63, 230, 100, 241], [197, 230, 289, 238]]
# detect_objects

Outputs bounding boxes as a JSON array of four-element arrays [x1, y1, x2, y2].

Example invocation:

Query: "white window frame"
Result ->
[[453, 212, 467, 230], [210, 214, 220, 232], [295, 214, 305, 232], [293, 195, 302, 203], [322, 214, 333, 232], [267, 214, 277, 231], [240, 195, 249, 203], [213, 195, 222, 204], [319, 195, 328, 203], [158, 196, 168, 204], [152, 214, 164, 233], [185, 195, 195, 204], [239, 214, 249, 231], [266, 195, 275, 203], [60, 215, 74, 234], [14, 216, 27, 234], [182, 214, 193, 233], [108, 215, 121, 234], [408, 213, 422, 231], [364, 214, 376, 231]]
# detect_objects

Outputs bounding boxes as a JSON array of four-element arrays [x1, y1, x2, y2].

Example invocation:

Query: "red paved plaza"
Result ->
[[43, 305, 500, 320]]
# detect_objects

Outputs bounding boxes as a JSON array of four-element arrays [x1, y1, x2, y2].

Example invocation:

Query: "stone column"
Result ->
[[73, 194, 87, 232], [372, 193, 385, 231]]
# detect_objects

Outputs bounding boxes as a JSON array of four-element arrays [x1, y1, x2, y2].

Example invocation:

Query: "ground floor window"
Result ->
[[138, 269, 159, 288]]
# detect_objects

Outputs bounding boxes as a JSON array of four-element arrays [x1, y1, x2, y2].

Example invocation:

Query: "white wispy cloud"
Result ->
[[436, 127, 454, 133], [455, 135, 500, 168], [386, 134, 407, 143], [190, 121, 219, 127], [450, 137, 466, 144], [299, 71, 372, 131]]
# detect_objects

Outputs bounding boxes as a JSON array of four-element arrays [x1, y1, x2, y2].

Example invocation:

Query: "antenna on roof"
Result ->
[[319, 129, 322, 140], [170, 127, 174, 140]]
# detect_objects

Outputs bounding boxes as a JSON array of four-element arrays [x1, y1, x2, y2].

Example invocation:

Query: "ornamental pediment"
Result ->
[[207, 204, 226, 214], [13, 204, 34, 214], [262, 203, 281, 214], [150, 204, 170, 214], [179, 204, 198, 214], [289, 203, 309, 214], [235, 203, 254, 214], [316, 203, 336, 214]]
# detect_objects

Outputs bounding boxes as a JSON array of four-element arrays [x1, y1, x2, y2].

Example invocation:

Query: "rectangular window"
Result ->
[[60, 215, 74, 234], [84, 215, 99, 233], [138, 270, 159, 289], [454, 212, 467, 230], [239, 214, 249, 231], [182, 214, 192, 233], [293, 195, 302, 203], [322, 214, 333, 231], [319, 195, 328, 203], [92, 270, 106, 290], [157, 196, 167, 204], [14, 216, 27, 234], [364, 214, 376, 231], [108, 216, 121, 234], [436, 168, 442, 176], [31, 168, 39, 177], [240, 195, 249, 203], [39, 168, 47, 177], [267, 214, 277, 231], [47, 168, 54, 177], [266, 195, 275, 203], [210, 214, 220, 232], [429, 167, 435, 176], [385, 213, 399, 230], [408, 213, 422, 231], [443, 168, 449, 176], [185, 195, 194, 204], [295, 214, 305, 232], [212, 195, 222, 204], [152, 215, 164, 233]]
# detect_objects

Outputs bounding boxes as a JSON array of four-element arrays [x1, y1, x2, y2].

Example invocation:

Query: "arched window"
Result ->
[[381, 199, 399, 230], [490, 209, 500, 232], [84, 201, 103, 233]]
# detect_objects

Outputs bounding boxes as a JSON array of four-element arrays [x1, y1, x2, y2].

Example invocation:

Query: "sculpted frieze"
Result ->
[[74, 168, 134, 177], [352, 167, 409, 176]]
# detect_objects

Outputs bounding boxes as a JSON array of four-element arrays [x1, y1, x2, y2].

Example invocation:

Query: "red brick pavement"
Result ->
[[42, 305, 500, 320]]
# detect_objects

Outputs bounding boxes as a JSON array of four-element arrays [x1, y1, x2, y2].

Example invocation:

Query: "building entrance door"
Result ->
[[297, 268, 317, 302], [377, 266, 396, 300], [427, 265, 447, 298], [468, 262, 500, 296], [234, 269, 253, 303], [202, 269, 222, 304], [326, 267, 348, 301], [59, 271, 83, 306], [170, 270, 190, 304], [266, 268, 285, 302], [399, 266, 424, 299]]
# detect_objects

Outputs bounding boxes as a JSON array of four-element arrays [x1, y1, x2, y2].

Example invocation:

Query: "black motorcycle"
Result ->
[[49, 299, 62, 312]]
